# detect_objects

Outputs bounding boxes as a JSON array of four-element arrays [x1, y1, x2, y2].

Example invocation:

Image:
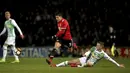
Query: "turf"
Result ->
[[0, 57, 129, 73]]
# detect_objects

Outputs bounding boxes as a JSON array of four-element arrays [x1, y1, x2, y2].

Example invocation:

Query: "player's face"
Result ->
[[96, 43, 103, 50], [55, 16, 62, 22], [5, 12, 11, 20]]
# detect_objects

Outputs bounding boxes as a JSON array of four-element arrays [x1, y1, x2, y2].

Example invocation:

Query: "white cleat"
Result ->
[[0, 59, 6, 63], [11, 60, 20, 63]]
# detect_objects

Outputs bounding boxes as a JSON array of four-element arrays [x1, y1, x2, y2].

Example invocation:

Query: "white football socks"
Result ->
[[2, 45, 7, 61], [56, 61, 68, 67], [11, 46, 19, 61]]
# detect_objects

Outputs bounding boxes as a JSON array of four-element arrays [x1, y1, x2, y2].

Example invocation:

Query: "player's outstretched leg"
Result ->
[[46, 48, 60, 65], [46, 58, 81, 67], [46, 59, 57, 67], [0, 44, 8, 63], [48, 41, 61, 62], [46, 58, 68, 67], [11, 45, 20, 63]]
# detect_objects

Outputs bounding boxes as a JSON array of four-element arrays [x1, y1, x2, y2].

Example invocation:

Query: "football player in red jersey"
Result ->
[[46, 12, 73, 63]]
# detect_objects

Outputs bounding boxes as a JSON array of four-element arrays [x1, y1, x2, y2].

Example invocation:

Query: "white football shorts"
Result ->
[[4, 37, 15, 45], [79, 57, 87, 65]]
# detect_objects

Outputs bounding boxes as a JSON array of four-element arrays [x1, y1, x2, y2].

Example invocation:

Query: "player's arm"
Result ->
[[83, 47, 95, 57], [11, 19, 24, 39], [104, 52, 125, 68], [0, 26, 6, 36], [56, 20, 68, 37], [83, 51, 91, 57]]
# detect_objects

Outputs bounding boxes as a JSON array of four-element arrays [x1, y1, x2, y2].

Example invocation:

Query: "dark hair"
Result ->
[[55, 12, 63, 17]]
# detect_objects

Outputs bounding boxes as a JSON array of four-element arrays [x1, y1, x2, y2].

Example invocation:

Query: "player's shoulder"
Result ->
[[63, 19, 69, 25], [10, 18, 15, 22], [10, 19, 17, 24], [62, 18, 68, 23], [91, 46, 96, 49], [90, 46, 96, 52]]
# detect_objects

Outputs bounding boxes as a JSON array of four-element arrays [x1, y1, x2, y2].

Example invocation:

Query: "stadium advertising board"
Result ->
[[0, 47, 130, 58], [0, 47, 53, 58]]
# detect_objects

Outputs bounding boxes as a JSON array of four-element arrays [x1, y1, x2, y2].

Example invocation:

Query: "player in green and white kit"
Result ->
[[46, 42, 124, 68], [0, 11, 24, 63]]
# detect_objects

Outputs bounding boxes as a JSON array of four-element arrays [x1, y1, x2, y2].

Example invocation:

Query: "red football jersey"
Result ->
[[56, 18, 72, 40]]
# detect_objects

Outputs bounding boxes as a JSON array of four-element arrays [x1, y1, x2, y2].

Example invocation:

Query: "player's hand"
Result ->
[[52, 35, 58, 41], [119, 64, 125, 68], [52, 35, 56, 39], [20, 35, 24, 39]]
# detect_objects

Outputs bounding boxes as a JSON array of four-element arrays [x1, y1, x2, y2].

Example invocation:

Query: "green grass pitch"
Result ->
[[0, 57, 129, 73]]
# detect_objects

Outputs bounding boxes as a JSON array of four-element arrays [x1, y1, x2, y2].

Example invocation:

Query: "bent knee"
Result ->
[[3, 44, 8, 50], [86, 62, 93, 67], [55, 42, 61, 48]]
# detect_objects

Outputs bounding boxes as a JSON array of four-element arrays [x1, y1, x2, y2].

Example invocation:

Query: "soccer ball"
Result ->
[[15, 48, 22, 56]]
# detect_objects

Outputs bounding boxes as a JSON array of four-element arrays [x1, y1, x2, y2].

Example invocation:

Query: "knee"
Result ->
[[55, 42, 61, 48], [86, 62, 93, 67], [3, 44, 8, 50], [10, 45, 16, 50]]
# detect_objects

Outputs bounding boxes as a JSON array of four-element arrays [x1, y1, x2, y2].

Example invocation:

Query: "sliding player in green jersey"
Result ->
[[46, 42, 124, 68]]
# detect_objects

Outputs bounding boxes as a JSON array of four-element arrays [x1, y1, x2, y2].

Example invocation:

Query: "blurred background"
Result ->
[[0, 0, 130, 48]]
